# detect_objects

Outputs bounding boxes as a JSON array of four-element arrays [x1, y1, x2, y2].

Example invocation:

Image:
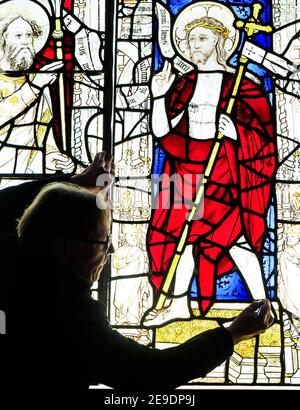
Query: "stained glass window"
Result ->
[[1, 0, 300, 387]]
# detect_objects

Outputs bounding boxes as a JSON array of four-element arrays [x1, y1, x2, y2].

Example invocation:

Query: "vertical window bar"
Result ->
[[98, 0, 117, 307]]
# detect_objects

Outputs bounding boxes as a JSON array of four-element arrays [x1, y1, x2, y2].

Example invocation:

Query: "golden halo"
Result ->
[[0, 0, 50, 53], [173, 1, 239, 64]]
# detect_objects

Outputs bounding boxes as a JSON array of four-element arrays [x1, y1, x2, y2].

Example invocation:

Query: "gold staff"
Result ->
[[153, 3, 272, 312]]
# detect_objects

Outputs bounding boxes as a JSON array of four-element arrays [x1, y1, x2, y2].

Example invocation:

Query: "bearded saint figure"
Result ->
[[0, 5, 73, 177]]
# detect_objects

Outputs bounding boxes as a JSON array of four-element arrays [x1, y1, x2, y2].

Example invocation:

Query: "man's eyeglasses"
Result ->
[[83, 234, 112, 253]]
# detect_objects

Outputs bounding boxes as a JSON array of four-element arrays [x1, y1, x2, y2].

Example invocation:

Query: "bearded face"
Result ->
[[7, 42, 35, 70], [3, 17, 36, 71], [188, 26, 218, 67], [190, 48, 212, 65]]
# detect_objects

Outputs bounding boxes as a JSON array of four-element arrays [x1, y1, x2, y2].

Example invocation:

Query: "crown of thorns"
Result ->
[[185, 19, 230, 39]]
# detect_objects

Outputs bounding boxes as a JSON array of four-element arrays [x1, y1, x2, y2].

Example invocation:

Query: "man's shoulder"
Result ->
[[167, 70, 196, 100], [226, 67, 261, 86], [183, 68, 261, 88], [0, 73, 26, 85], [85, 295, 109, 321], [63, 290, 111, 331], [225, 69, 267, 100], [175, 70, 197, 85]]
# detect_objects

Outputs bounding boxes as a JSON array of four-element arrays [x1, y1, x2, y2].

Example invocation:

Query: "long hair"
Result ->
[[0, 14, 43, 50], [185, 17, 229, 70]]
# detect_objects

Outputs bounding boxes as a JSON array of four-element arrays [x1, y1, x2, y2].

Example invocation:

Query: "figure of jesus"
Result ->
[[145, 10, 276, 326]]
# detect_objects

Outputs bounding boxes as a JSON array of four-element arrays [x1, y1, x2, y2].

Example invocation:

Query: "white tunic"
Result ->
[[188, 72, 223, 140]]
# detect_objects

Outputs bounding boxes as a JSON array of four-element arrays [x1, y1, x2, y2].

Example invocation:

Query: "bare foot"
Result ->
[[143, 303, 190, 327]]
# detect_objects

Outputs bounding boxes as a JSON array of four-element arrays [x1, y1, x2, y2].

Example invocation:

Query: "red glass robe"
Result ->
[[147, 71, 276, 314]]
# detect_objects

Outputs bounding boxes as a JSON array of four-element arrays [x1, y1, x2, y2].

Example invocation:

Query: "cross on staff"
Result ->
[[151, 3, 272, 313]]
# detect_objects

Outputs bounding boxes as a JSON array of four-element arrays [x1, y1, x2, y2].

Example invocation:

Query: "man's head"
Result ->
[[0, 15, 42, 70], [185, 17, 229, 69], [285, 225, 300, 247], [286, 233, 300, 247], [123, 225, 139, 247], [17, 182, 113, 283]]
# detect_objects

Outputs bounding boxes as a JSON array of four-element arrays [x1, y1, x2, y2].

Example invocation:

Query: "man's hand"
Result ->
[[71, 151, 115, 190], [31, 61, 64, 90], [46, 151, 74, 173], [227, 299, 274, 345], [151, 60, 175, 98], [218, 113, 237, 141]]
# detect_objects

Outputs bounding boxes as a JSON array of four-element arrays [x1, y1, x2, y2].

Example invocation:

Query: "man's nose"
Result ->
[[20, 34, 30, 45]]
